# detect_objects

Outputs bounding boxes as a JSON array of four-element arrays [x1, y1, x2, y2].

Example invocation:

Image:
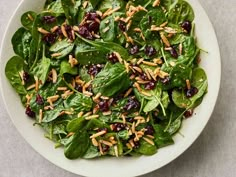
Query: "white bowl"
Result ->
[[0, 0, 221, 177]]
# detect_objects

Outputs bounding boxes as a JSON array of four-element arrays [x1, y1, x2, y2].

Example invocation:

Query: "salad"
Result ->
[[5, 0, 208, 159]]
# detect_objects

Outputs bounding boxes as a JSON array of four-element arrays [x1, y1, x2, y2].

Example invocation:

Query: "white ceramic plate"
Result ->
[[0, 0, 221, 177]]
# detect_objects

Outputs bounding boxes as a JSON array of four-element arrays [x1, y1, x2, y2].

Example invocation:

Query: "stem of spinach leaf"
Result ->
[[164, 111, 173, 132], [161, 47, 169, 67], [30, 35, 42, 71], [151, 90, 166, 116]]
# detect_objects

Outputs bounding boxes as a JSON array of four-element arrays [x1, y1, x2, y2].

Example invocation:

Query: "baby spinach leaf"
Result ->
[[98, 0, 125, 12], [64, 92, 93, 112], [90, 0, 103, 8], [53, 123, 67, 135], [153, 124, 174, 148], [49, 39, 75, 59], [118, 130, 130, 140], [100, 15, 116, 42], [21, 11, 37, 31], [168, 0, 194, 24], [79, 67, 91, 82], [60, 60, 78, 75], [92, 63, 130, 97], [32, 46, 51, 86], [61, 0, 81, 25], [137, 139, 157, 155], [45, 0, 65, 16], [42, 104, 65, 123], [83, 145, 101, 159], [5, 56, 27, 95], [166, 116, 182, 135], [66, 117, 86, 132], [64, 130, 90, 159], [11, 27, 32, 60], [162, 91, 170, 109]]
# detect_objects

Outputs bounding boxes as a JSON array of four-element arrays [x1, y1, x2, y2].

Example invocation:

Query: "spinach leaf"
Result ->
[[64, 130, 90, 159], [168, 0, 194, 24], [45, 0, 65, 16], [118, 130, 130, 140], [11, 27, 32, 60], [79, 67, 91, 82], [83, 145, 101, 159], [32, 46, 51, 86], [60, 60, 78, 75], [5, 56, 27, 95], [92, 63, 130, 97], [42, 104, 65, 123], [66, 117, 86, 132], [90, 0, 103, 8], [153, 124, 174, 148], [64, 92, 93, 112], [172, 68, 208, 109], [49, 39, 75, 59], [75, 39, 107, 65], [61, 0, 81, 25], [21, 11, 37, 31], [137, 139, 157, 155], [98, 0, 125, 12], [100, 15, 116, 42]]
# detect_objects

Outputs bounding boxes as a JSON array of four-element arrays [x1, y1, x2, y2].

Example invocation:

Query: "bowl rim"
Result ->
[[0, 0, 221, 176]]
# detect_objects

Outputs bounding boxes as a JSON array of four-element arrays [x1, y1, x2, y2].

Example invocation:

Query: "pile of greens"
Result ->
[[5, 0, 208, 159]]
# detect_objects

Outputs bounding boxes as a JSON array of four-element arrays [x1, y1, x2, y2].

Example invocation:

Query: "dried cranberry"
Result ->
[[36, 94, 44, 105], [129, 45, 139, 55], [102, 144, 110, 153], [160, 76, 170, 85], [54, 26, 63, 37], [75, 84, 82, 92], [42, 33, 57, 44], [85, 12, 100, 20], [112, 123, 126, 132], [25, 106, 35, 118], [184, 109, 194, 118], [118, 20, 126, 32], [78, 25, 93, 40], [181, 20, 192, 34], [88, 64, 102, 76], [124, 97, 140, 111], [23, 71, 30, 82], [133, 141, 140, 149], [127, 117, 134, 123], [145, 45, 157, 57], [145, 125, 155, 135], [139, 73, 149, 81], [186, 87, 198, 98], [107, 52, 119, 63], [145, 81, 156, 90], [88, 21, 100, 32], [42, 16, 56, 24], [170, 47, 178, 58], [98, 100, 110, 112]]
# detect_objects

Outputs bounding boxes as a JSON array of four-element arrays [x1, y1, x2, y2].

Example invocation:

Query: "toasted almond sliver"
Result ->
[[133, 82, 141, 92], [124, 88, 133, 98], [77, 111, 84, 117], [114, 145, 119, 157], [160, 21, 168, 28], [93, 93, 102, 101], [92, 138, 99, 147], [85, 115, 99, 120], [102, 111, 112, 116], [129, 139, 135, 147], [100, 140, 113, 147], [146, 135, 155, 139], [51, 26, 59, 33], [82, 0, 88, 8], [140, 90, 151, 97], [160, 33, 171, 47], [143, 137, 155, 146], [126, 143, 132, 149], [142, 60, 158, 67], [113, 52, 123, 63], [153, 58, 163, 64], [83, 91, 93, 97], [121, 114, 126, 124], [27, 13, 34, 21], [51, 69, 57, 84], [27, 84, 36, 91], [90, 130, 107, 139], [38, 27, 49, 34], [179, 43, 183, 55], [132, 66, 143, 73], [57, 87, 68, 91], [153, 0, 160, 7], [132, 122, 136, 133], [51, 53, 62, 58], [35, 77, 39, 91], [39, 109, 43, 123], [61, 25, 68, 38], [102, 26, 110, 33], [186, 79, 191, 90]]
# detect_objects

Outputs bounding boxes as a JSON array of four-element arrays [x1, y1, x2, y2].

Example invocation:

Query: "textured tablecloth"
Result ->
[[0, 0, 235, 177]]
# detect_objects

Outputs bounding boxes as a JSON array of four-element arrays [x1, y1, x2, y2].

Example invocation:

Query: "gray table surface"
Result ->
[[0, 0, 235, 177]]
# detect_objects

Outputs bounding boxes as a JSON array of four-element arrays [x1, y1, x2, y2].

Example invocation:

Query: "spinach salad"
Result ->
[[5, 0, 208, 159]]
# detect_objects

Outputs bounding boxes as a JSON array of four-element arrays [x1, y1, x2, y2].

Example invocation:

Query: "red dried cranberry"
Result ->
[[36, 94, 44, 105], [139, 73, 149, 81], [88, 21, 100, 33], [133, 141, 140, 149], [42, 16, 56, 24], [98, 100, 110, 112], [78, 25, 93, 40], [170, 47, 178, 58], [181, 20, 192, 34], [88, 64, 102, 76], [54, 26, 63, 37], [186, 87, 198, 98], [145, 81, 156, 90], [75, 84, 82, 92], [124, 97, 140, 111], [160, 76, 170, 85], [118, 20, 126, 32], [107, 52, 119, 63], [127, 117, 134, 123], [102, 144, 110, 153], [85, 12, 100, 20], [42, 33, 57, 44], [23, 71, 30, 82], [145, 45, 157, 57], [145, 125, 155, 135], [129, 45, 139, 55], [25, 106, 35, 118], [184, 109, 194, 118], [112, 123, 126, 132], [64, 25, 74, 41]]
